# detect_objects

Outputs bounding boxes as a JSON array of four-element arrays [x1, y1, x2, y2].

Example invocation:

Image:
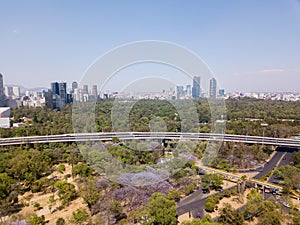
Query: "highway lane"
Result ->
[[1, 132, 300, 147], [254, 148, 286, 179], [268, 147, 297, 183]]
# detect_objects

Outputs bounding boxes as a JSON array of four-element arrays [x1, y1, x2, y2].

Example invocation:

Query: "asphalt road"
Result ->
[[268, 147, 297, 183], [254, 148, 286, 179], [177, 147, 298, 218]]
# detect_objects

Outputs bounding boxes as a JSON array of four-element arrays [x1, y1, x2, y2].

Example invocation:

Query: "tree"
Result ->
[[217, 203, 244, 225], [274, 165, 300, 193], [293, 213, 300, 225], [292, 151, 300, 168], [109, 199, 123, 216], [0, 173, 12, 201], [56, 218, 66, 225], [182, 220, 219, 225], [256, 210, 282, 225], [72, 163, 92, 178], [54, 180, 77, 206], [166, 189, 182, 201], [56, 164, 66, 174], [48, 195, 57, 213], [79, 179, 101, 210], [201, 174, 223, 190], [237, 175, 247, 195], [147, 192, 177, 225], [26, 213, 45, 225], [244, 189, 263, 219], [70, 208, 90, 225]]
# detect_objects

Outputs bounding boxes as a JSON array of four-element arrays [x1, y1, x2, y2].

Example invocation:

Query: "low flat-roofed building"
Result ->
[[0, 107, 11, 128], [0, 117, 10, 128], [0, 107, 10, 117]]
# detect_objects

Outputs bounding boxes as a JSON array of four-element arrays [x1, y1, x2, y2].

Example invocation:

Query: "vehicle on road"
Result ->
[[202, 189, 210, 194]]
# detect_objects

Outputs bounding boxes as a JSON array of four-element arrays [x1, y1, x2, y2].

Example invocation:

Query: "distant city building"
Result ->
[[13, 86, 20, 97], [92, 85, 98, 98], [0, 107, 10, 128], [73, 88, 81, 102], [83, 85, 89, 95], [44, 90, 54, 109], [58, 82, 67, 107], [176, 85, 184, 99], [4, 86, 13, 97], [219, 89, 225, 97], [46, 81, 70, 109], [186, 85, 192, 96], [0, 74, 5, 106], [192, 76, 201, 99], [72, 81, 78, 93], [51, 82, 60, 95], [209, 78, 217, 99]]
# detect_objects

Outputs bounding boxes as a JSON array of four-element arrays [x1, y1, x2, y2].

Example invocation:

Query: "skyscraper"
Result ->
[[209, 78, 217, 99], [72, 81, 78, 93], [47, 81, 68, 109], [92, 85, 98, 98], [4, 86, 13, 97], [83, 85, 89, 95], [186, 85, 192, 96], [51, 82, 59, 95], [176, 85, 184, 99], [192, 76, 201, 99], [0, 74, 5, 106], [58, 82, 67, 107], [13, 87, 20, 97]]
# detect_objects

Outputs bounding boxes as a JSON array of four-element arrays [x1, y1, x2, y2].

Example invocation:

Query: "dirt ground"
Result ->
[[10, 163, 89, 225]]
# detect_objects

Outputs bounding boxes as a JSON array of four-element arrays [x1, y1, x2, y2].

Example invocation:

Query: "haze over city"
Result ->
[[1, 0, 300, 92]]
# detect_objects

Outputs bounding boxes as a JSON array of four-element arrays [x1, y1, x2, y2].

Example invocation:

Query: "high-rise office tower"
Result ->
[[0, 74, 5, 106], [186, 85, 192, 96], [176, 85, 184, 99], [192, 76, 201, 99], [58, 82, 67, 107], [51, 82, 59, 95], [13, 87, 20, 97], [4, 86, 13, 97], [72, 81, 78, 93], [44, 90, 54, 109], [92, 85, 98, 98], [83, 85, 89, 95], [209, 78, 217, 99]]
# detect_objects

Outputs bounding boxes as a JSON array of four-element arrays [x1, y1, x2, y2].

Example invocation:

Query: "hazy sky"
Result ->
[[1, 0, 300, 92]]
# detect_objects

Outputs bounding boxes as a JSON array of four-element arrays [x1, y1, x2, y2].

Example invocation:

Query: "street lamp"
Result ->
[[261, 123, 268, 148]]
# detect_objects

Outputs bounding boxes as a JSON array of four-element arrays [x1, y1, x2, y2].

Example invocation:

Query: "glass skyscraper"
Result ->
[[192, 76, 201, 99]]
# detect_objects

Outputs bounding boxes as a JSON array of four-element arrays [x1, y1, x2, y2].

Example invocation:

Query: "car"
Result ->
[[215, 187, 223, 192], [282, 202, 290, 208], [202, 189, 210, 194], [271, 188, 279, 195]]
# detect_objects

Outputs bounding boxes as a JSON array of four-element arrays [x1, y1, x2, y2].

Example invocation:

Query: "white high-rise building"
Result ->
[[13, 86, 20, 97], [4, 86, 13, 97]]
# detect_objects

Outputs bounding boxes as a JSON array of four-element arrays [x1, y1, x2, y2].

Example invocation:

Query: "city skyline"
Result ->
[[1, 1, 300, 92]]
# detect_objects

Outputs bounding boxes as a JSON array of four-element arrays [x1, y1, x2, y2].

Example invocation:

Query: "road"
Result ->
[[268, 147, 298, 183], [177, 147, 298, 218], [1, 132, 300, 147]]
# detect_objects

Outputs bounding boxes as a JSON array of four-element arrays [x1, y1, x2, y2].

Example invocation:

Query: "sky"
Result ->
[[1, 0, 300, 92]]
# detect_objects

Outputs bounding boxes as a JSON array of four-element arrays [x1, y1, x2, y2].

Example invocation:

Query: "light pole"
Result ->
[[261, 123, 268, 148]]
